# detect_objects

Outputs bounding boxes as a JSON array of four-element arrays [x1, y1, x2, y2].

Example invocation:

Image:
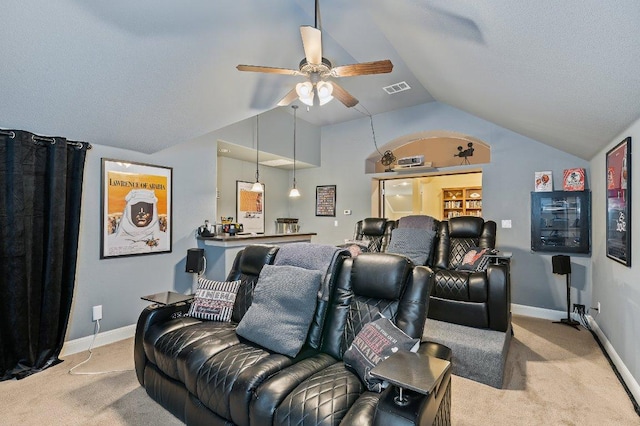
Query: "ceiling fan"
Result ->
[[236, 0, 393, 108]]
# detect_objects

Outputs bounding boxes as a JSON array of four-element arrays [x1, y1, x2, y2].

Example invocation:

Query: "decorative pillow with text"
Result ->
[[343, 316, 420, 392], [188, 278, 241, 322]]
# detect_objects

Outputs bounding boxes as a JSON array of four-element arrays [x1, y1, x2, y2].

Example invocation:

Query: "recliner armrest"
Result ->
[[134, 302, 192, 386], [486, 263, 510, 332]]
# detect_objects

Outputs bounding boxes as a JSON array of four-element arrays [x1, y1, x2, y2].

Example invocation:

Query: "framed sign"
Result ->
[[101, 159, 172, 259], [316, 185, 336, 217], [236, 181, 265, 234], [606, 137, 631, 266]]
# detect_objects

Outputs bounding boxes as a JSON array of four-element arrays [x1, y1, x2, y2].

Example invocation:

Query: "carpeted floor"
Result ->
[[0, 314, 638, 425]]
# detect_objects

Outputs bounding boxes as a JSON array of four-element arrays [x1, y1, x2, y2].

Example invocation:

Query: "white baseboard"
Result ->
[[513, 303, 639, 406], [60, 324, 136, 357], [587, 316, 640, 405], [512, 303, 566, 320]]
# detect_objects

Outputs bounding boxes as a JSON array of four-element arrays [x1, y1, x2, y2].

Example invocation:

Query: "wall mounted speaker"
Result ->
[[186, 248, 205, 273], [552, 254, 571, 275]]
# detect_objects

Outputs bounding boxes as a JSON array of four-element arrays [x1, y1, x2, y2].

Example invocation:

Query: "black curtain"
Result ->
[[0, 129, 89, 381]]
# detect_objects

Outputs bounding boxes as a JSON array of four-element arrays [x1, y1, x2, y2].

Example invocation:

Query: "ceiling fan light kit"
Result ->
[[237, 0, 392, 108]]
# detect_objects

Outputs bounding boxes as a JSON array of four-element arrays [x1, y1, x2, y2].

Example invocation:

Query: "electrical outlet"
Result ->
[[597, 302, 601, 314], [92, 305, 102, 321]]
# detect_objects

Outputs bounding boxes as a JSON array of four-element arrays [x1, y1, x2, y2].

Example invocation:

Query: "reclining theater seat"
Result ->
[[428, 216, 511, 332], [352, 217, 396, 252], [260, 253, 442, 426], [181, 243, 350, 426], [134, 244, 279, 409]]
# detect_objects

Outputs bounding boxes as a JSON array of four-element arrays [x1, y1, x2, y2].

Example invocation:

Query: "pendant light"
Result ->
[[250, 114, 263, 192], [289, 105, 301, 197]]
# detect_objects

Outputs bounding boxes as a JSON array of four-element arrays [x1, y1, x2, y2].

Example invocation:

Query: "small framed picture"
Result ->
[[534, 171, 553, 192], [316, 185, 336, 217], [563, 168, 585, 191]]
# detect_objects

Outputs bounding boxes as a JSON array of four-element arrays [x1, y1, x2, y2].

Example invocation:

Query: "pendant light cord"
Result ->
[[293, 105, 297, 186], [255, 115, 260, 183]]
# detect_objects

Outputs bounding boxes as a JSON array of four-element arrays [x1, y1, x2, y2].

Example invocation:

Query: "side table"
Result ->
[[370, 350, 452, 425], [141, 291, 193, 306]]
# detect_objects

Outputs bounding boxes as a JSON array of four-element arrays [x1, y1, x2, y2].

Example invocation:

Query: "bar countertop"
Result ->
[[198, 232, 316, 247]]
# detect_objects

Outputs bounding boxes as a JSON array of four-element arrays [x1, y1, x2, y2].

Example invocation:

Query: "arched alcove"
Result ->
[[365, 130, 491, 174]]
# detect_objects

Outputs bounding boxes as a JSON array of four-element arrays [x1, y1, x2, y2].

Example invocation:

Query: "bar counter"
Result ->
[[197, 233, 316, 279]]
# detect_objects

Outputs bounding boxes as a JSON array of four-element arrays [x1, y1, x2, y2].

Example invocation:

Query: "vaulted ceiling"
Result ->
[[2, 1, 639, 160]]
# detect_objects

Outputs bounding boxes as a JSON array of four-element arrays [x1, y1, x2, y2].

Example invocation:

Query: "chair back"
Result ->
[[226, 244, 279, 322], [433, 217, 496, 270], [353, 218, 396, 252], [321, 253, 431, 360]]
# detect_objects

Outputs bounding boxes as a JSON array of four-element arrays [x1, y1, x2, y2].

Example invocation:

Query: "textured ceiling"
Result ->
[[2, 0, 639, 160]]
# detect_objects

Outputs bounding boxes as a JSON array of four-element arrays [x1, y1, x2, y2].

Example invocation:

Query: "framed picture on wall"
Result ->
[[236, 180, 265, 234], [606, 137, 631, 267], [101, 159, 173, 259], [316, 185, 336, 217]]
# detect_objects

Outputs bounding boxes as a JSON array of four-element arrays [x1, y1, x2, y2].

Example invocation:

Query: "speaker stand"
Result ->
[[553, 273, 580, 330]]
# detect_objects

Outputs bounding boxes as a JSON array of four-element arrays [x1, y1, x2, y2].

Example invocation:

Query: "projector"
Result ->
[[397, 155, 424, 167]]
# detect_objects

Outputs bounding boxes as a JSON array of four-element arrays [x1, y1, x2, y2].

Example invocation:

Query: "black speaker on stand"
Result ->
[[552, 255, 580, 330]]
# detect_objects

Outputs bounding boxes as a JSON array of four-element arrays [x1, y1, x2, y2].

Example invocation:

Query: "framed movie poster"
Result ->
[[236, 181, 265, 234], [316, 185, 336, 217], [101, 159, 172, 259], [606, 137, 631, 266]]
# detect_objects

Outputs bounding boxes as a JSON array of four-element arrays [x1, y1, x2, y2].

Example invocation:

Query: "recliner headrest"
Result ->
[[351, 253, 411, 300], [449, 216, 485, 238], [360, 218, 387, 236], [238, 244, 278, 276]]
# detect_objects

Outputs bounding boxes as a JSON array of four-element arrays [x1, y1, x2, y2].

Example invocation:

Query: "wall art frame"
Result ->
[[101, 158, 173, 259], [606, 137, 631, 267], [316, 185, 336, 217], [236, 180, 265, 234]]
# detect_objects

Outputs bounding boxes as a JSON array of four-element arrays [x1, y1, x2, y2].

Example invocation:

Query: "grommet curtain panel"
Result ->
[[0, 129, 89, 381]]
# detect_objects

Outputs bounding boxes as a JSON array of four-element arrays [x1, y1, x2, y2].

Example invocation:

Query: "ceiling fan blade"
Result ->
[[331, 82, 359, 108], [300, 26, 322, 65], [331, 60, 393, 77], [277, 88, 299, 107], [236, 64, 301, 76]]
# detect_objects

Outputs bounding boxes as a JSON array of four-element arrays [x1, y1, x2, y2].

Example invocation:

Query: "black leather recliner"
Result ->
[[352, 217, 397, 252], [135, 245, 452, 425], [428, 216, 511, 332]]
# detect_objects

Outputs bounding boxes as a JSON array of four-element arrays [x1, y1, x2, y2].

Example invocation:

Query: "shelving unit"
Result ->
[[442, 187, 483, 219]]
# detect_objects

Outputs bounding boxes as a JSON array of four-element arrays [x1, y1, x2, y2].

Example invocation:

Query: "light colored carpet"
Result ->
[[0, 314, 637, 425]]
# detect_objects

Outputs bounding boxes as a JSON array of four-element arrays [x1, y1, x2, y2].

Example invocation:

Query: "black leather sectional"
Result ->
[[134, 244, 452, 425]]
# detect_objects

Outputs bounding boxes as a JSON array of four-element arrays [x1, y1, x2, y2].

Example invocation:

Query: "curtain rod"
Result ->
[[0, 129, 92, 149]]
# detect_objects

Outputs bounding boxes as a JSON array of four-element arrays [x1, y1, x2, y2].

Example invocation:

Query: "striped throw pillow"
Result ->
[[188, 278, 241, 322]]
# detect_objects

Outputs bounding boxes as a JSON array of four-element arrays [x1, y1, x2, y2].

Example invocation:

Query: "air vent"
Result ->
[[383, 81, 411, 95]]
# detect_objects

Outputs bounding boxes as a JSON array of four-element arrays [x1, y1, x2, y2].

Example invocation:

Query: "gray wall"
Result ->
[[217, 156, 292, 234], [290, 102, 592, 312], [67, 106, 321, 340], [590, 116, 640, 388], [67, 101, 592, 341]]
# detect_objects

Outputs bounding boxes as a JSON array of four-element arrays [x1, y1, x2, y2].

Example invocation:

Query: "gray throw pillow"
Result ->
[[236, 264, 322, 357], [386, 228, 436, 266]]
